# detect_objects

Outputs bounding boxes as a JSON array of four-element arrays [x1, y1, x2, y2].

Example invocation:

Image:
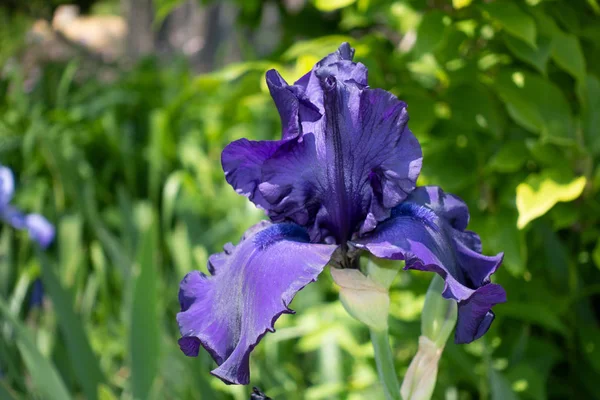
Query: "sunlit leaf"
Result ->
[[313, 0, 356, 12], [516, 171, 586, 229], [452, 0, 472, 9]]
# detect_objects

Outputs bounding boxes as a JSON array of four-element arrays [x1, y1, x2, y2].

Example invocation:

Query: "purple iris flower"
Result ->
[[0, 165, 55, 248], [177, 43, 506, 385]]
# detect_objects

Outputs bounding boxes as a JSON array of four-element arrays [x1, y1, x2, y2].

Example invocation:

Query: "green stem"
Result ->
[[370, 328, 401, 400]]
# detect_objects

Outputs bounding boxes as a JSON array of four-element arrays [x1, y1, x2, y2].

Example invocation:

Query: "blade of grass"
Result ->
[[0, 296, 72, 400], [39, 251, 105, 400], [130, 203, 160, 400]]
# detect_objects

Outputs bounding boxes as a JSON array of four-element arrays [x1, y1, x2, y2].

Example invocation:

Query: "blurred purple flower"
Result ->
[[177, 43, 506, 385], [0, 165, 55, 248]]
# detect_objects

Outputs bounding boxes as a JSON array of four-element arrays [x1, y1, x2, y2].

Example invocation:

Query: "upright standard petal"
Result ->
[[354, 186, 505, 344], [222, 43, 369, 218], [177, 222, 337, 385], [259, 77, 422, 243]]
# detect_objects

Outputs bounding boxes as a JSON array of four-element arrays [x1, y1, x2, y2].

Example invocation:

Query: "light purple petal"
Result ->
[[0, 166, 15, 208], [24, 214, 55, 248], [354, 186, 505, 343], [177, 222, 337, 384], [1, 206, 55, 248], [222, 139, 285, 210]]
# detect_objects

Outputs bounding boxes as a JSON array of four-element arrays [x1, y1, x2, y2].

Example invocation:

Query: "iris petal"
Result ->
[[354, 186, 505, 344], [0, 165, 55, 249], [221, 43, 363, 210], [259, 78, 422, 243], [0, 206, 55, 249], [0, 166, 15, 208], [222, 43, 420, 243], [176, 222, 337, 384]]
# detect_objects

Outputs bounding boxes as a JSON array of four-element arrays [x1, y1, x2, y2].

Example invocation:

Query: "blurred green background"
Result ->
[[1, 0, 599, 399]]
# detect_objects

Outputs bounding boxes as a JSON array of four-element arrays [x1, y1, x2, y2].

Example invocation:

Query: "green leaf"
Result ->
[[402, 92, 436, 135], [497, 302, 568, 335], [493, 70, 574, 144], [283, 36, 358, 61], [153, 0, 187, 25], [490, 370, 519, 400], [488, 141, 529, 173], [579, 74, 600, 156], [0, 381, 18, 400], [58, 214, 83, 287], [481, 2, 537, 48], [593, 238, 600, 272], [313, 0, 356, 12], [505, 35, 552, 75], [482, 211, 527, 276], [0, 297, 72, 400], [39, 252, 105, 400], [578, 324, 600, 375], [449, 83, 505, 137], [505, 365, 546, 400], [130, 204, 160, 400], [551, 30, 586, 81], [516, 171, 587, 229], [413, 11, 446, 57]]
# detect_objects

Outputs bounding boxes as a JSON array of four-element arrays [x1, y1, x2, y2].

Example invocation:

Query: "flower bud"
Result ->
[[400, 336, 442, 400], [330, 258, 398, 331], [401, 275, 457, 400]]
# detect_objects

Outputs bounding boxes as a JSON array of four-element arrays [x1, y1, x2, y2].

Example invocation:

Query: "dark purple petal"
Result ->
[[259, 79, 422, 243], [177, 222, 337, 385], [0, 166, 15, 208], [293, 42, 367, 115], [455, 284, 505, 343], [354, 186, 505, 343], [221, 43, 422, 243]]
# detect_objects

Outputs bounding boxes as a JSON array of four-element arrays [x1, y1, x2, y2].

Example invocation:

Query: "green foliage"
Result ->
[[1, 0, 600, 399]]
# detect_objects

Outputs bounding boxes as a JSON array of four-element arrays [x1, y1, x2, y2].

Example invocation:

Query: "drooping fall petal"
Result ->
[[355, 186, 505, 343], [177, 222, 337, 384]]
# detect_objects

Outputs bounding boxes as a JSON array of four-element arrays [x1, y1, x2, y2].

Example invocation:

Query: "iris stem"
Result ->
[[370, 328, 401, 400]]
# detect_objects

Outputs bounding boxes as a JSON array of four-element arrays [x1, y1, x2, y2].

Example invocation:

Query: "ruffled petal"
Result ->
[[354, 186, 505, 343], [222, 139, 284, 210], [176, 222, 337, 384], [221, 43, 422, 243], [259, 78, 422, 243]]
